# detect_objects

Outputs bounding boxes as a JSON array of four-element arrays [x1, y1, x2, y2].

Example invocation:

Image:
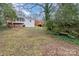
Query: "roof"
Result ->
[[35, 20, 44, 25]]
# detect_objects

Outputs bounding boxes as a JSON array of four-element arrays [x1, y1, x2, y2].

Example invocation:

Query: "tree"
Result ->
[[0, 4, 5, 26], [36, 3, 55, 21], [2, 3, 17, 20], [23, 3, 54, 21], [0, 3, 17, 26], [55, 4, 79, 32], [48, 3, 79, 38]]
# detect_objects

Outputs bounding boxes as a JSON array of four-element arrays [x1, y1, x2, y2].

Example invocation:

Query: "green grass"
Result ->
[[56, 35, 79, 45], [47, 31, 79, 45]]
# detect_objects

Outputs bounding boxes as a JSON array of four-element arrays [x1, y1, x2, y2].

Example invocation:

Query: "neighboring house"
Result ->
[[35, 20, 44, 27], [7, 9, 35, 28], [15, 9, 35, 27]]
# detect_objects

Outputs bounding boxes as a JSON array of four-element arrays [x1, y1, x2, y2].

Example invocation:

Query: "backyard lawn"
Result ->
[[0, 27, 79, 56]]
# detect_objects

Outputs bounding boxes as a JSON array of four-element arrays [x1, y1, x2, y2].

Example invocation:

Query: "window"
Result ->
[[17, 18, 19, 21], [17, 17, 25, 22], [19, 18, 25, 21], [30, 20, 31, 22]]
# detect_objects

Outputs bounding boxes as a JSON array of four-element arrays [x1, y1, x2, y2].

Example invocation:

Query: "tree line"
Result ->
[[45, 3, 79, 38]]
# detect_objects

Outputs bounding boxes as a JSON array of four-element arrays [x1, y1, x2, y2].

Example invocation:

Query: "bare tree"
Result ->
[[21, 3, 55, 21]]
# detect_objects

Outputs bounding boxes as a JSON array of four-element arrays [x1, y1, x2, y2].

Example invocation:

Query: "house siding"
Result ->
[[24, 19, 35, 27]]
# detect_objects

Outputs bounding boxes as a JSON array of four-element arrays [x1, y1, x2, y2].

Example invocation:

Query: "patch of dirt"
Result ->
[[41, 38, 79, 56]]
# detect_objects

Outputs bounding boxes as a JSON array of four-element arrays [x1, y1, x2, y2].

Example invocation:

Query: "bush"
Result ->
[[45, 20, 53, 31], [45, 20, 61, 33], [46, 19, 79, 39]]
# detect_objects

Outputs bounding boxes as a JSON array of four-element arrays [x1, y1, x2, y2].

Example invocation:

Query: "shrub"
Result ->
[[45, 20, 61, 33]]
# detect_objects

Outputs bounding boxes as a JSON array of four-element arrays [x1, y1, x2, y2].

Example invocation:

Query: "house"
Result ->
[[7, 8, 45, 28], [15, 9, 35, 27], [7, 9, 35, 28]]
